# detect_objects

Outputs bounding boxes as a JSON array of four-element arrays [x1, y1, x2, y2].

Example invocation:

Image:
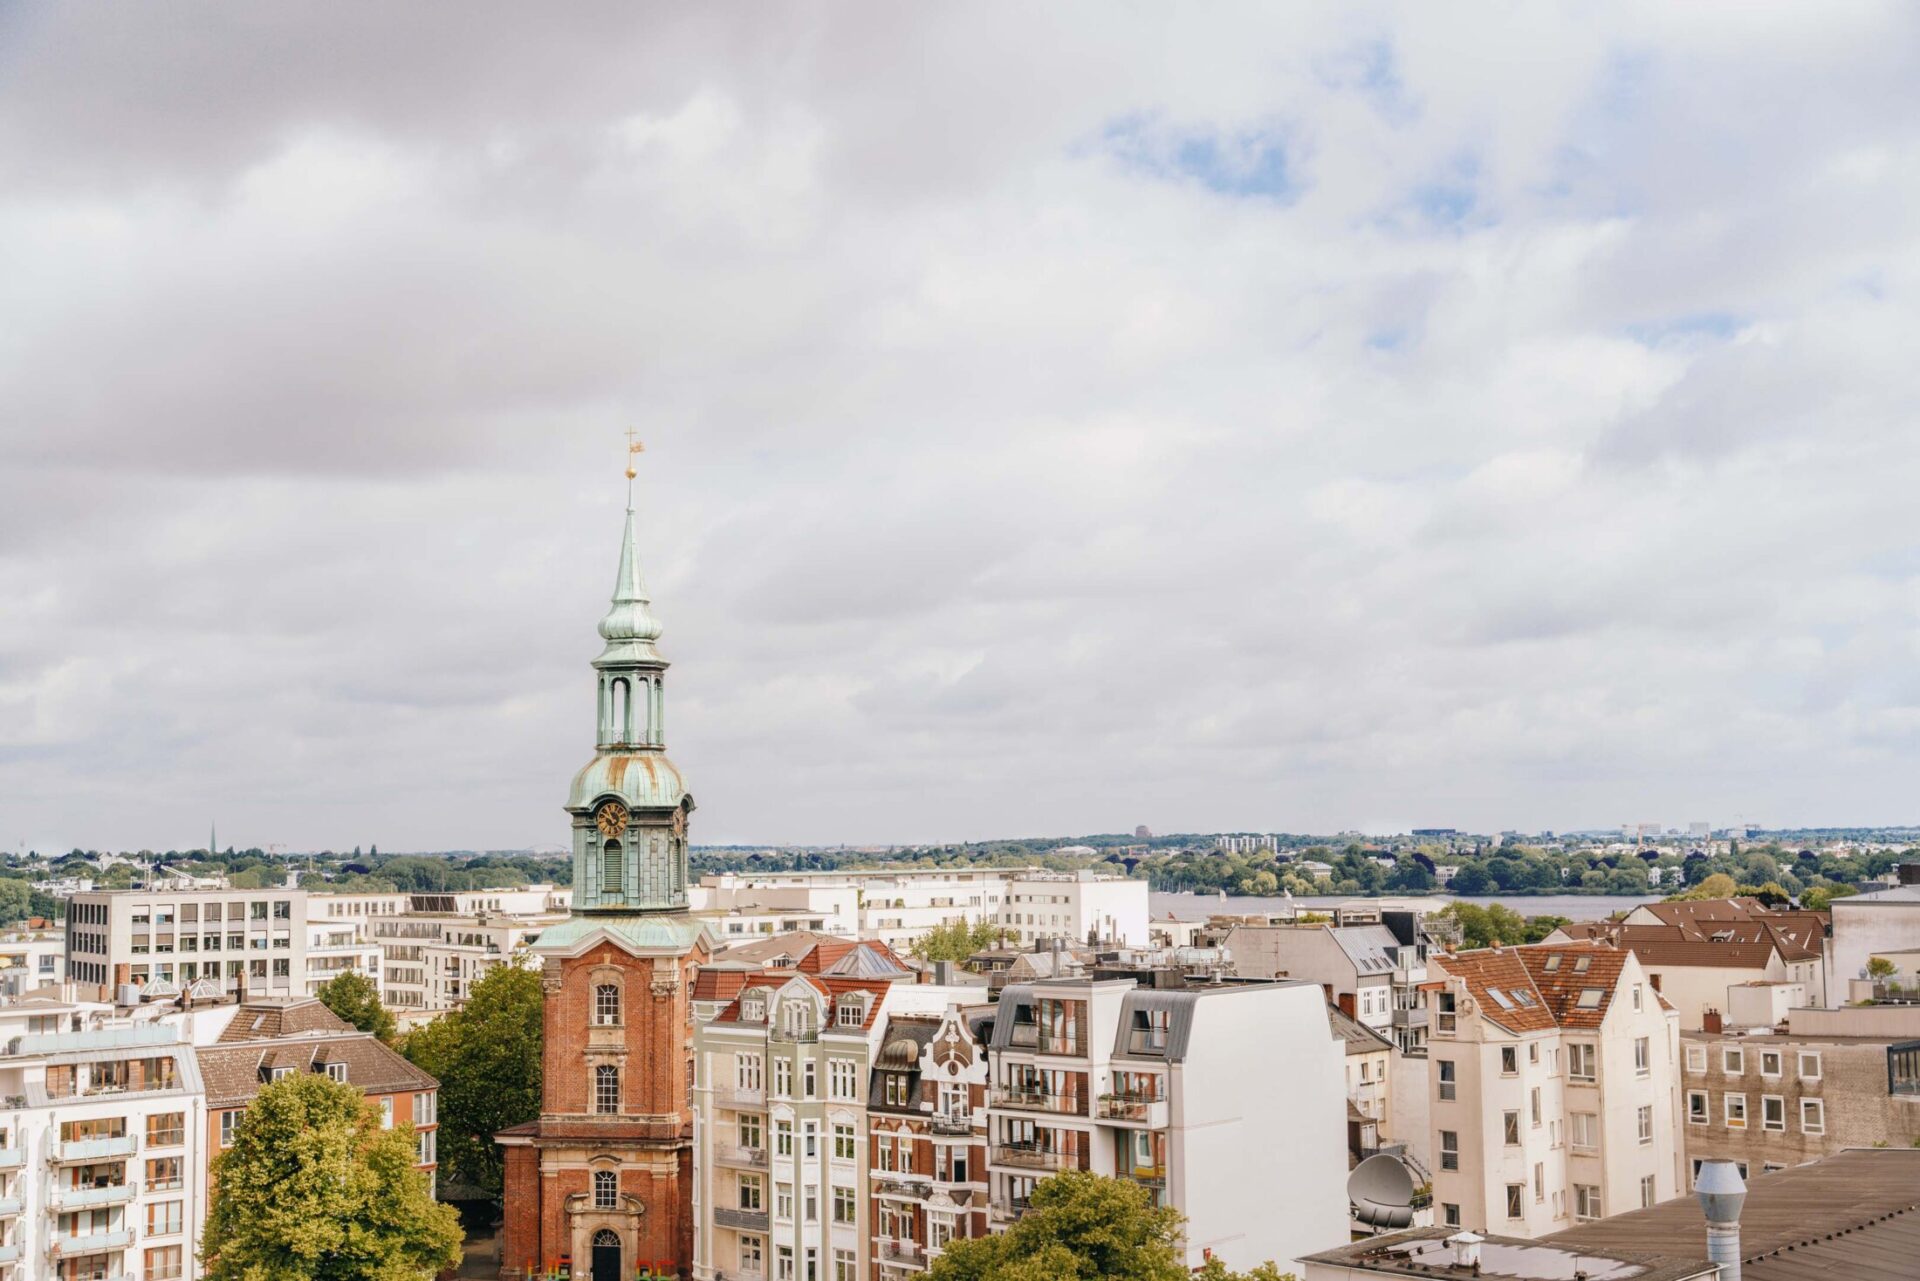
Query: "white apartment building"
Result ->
[[0, 1018, 206, 1281], [1826, 884, 1920, 1005], [0, 932, 65, 988], [690, 950, 969, 1281], [984, 977, 1348, 1272], [692, 868, 1149, 955], [65, 889, 310, 999], [995, 871, 1147, 950], [307, 887, 569, 1014], [1425, 942, 1684, 1238]]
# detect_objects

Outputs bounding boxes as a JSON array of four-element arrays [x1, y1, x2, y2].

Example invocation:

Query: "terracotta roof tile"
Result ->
[[1432, 941, 1632, 1032]]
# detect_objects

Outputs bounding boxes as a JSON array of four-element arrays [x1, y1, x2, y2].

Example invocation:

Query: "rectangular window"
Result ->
[[1437, 1059, 1456, 1101], [147, 1199, 185, 1235], [1635, 1036, 1650, 1076], [803, 1060, 817, 1099], [774, 1059, 792, 1097], [1725, 1093, 1748, 1129], [1501, 1046, 1518, 1075], [1761, 1095, 1786, 1132], [776, 1120, 793, 1157], [1440, 1130, 1459, 1172], [834, 1248, 857, 1281], [1641, 1175, 1656, 1208], [1637, 1104, 1653, 1144], [1571, 1112, 1598, 1150], [414, 1093, 435, 1126], [1760, 1049, 1782, 1077], [804, 1185, 818, 1223], [1575, 1185, 1601, 1222], [1689, 1090, 1709, 1124], [220, 1110, 240, 1147], [418, 1128, 435, 1164], [738, 1053, 764, 1091], [1503, 1111, 1521, 1146], [739, 1174, 763, 1210], [777, 1246, 794, 1281], [832, 1123, 855, 1161], [1686, 1045, 1707, 1073], [1723, 1047, 1744, 1075], [828, 1059, 858, 1100], [145, 1246, 184, 1281], [1798, 1051, 1822, 1080], [1568, 1043, 1596, 1083], [1443, 1203, 1461, 1228], [1533, 1162, 1544, 1202], [803, 1121, 818, 1159], [1530, 1087, 1542, 1127], [776, 1183, 793, 1221], [1505, 1184, 1524, 1219], [146, 1155, 183, 1191], [146, 1112, 185, 1148], [833, 1185, 856, 1223], [1801, 1098, 1825, 1134]]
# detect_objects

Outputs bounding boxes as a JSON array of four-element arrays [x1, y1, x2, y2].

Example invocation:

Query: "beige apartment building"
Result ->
[[1425, 941, 1684, 1237], [1680, 999, 1920, 1180], [65, 888, 310, 998]]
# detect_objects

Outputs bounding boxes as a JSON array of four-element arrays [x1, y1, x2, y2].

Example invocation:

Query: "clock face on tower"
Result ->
[[596, 800, 630, 841]]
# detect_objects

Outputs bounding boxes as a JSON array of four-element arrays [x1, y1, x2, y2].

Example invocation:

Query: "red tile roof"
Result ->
[[1431, 942, 1634, 1033]]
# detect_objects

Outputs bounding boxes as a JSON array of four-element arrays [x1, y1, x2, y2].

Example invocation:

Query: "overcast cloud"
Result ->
[[4, 3, 1919, 852]]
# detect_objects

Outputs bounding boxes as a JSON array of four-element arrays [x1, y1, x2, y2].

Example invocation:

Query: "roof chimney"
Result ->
[[1447, 1230, 1483, 1270], [1695, 1159, 1746, 1281], [1702, 1007, 1723, 1033]]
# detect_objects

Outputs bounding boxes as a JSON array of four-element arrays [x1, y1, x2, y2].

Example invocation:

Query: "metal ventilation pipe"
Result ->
[[1694, 1160, 1747, 1281]]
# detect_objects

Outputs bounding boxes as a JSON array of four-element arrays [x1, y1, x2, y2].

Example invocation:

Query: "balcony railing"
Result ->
[[875, 1177, 931, 1200], [714, 1086, 766, 1110], [49, 1228, 133, 1258], [992, 1144, 1075, 1172], [713, 1145, 767, 1170], [49, 1137, 136, 1163], [50, 1182, 137, 1210], [928, 1112, 974, 1135], [1096, 1094, 1168, 1127], [768, 1026, 819, 1044], [0, 1151, 19, 1172], [878, 1239, 928, 1268], [990, 1089, 1085, 1116], [1129, 1163, 1167, 1187], [713, 1207, 770, 1233], [990, 1196, 1031, 1219]]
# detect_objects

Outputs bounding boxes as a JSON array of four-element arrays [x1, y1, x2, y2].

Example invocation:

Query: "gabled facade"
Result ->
[[1424, 942, 1684, 1238], [867, 1007, 991, 1279]]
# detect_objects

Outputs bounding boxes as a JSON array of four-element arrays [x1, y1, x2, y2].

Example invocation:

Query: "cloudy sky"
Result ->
[[4, 4, 1919, 853]]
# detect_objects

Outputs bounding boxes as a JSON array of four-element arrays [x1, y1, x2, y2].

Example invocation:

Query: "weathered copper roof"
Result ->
[[566, 750, 688, 812]]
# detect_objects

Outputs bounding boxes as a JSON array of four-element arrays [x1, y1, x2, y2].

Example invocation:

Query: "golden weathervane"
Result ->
[[625, 426, 645, 480]]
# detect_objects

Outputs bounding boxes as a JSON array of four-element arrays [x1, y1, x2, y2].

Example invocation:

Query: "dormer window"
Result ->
[[325, 1062, 347, 1083], [837, 999, 866, 1028], [783, 1002, 815, 1039], [741, 993, 767, 1023], [271, 1066, 293, 1081]]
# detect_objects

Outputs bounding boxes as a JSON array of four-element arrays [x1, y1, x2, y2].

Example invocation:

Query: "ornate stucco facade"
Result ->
[[499, 492, 711, 1281]]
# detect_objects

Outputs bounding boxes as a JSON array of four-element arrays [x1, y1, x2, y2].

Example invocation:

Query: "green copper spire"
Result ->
[[565, 468, 694, 914]]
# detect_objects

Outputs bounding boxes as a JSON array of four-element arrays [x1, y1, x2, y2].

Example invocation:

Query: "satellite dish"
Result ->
[[1348, 1153, 1417, 1229]]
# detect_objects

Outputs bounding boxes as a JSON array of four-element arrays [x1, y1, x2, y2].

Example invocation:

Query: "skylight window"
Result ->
[[1543, 956, 1561, 972], [1489, 989, 1515, 1010], [1576, 989, 1604, 1009], [1573, 957, 1591, 974]]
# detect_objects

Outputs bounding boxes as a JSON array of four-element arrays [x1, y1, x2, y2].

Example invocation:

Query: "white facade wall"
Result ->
[[1827, 890, 1920, 1006], [65, 889, 310, 999]]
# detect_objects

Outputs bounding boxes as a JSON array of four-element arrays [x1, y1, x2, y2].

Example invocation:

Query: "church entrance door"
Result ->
[[591, 1228, 621, 1281]]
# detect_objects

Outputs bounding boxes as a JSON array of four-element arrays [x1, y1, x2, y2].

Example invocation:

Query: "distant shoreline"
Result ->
[[1148, 890, 1662, 923]]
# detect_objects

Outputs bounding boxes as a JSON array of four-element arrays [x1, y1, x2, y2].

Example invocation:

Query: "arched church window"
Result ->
[[594, 984, 620, 1027], [594, 1064, 620, 1115], [602, 842, 623, 895], [593, 1170, 618, 1209]]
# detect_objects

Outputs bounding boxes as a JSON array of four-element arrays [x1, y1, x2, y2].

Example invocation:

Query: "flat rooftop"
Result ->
[[1547, 1149, 1920, 1281], [1299, 1228, 1708, 1281]]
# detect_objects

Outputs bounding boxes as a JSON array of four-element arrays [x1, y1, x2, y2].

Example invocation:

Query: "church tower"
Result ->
[[499, 465, 711, 1281]]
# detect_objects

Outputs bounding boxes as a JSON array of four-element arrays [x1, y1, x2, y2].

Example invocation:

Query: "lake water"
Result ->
[[1149, 891, 1662, 923]]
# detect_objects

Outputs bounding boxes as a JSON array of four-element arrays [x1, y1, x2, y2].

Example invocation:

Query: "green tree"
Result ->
[[316, 971, 397, 1044], [1867, 956, 1897, 980], [927, 1170, 1293, 1281], [1802, 883, 1857, 911], [0, 878, 31, 925], [1667, 872, 1738, 901], [204, 1072, 460, 1281], [1436, 901, 1529, 949], [402, 962, 542, 1198], [911, 918, 1005, 963]]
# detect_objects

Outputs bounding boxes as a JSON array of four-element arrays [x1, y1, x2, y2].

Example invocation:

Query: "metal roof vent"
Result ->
[[1694, 1159, 1747, 1281]]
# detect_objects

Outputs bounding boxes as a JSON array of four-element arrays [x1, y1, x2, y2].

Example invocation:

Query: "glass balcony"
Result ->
[[0, 1152, 22, 1172], [713, 1145, 767, 1170], [1096, 1095, 1168, 1128], [989, 1089, 1085, 1116], [50, 1182, 137, 1210], [50, 1228, 133, 1258], [49, 1137, 137, 1164], [991, 1144, 1075, 1172]]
